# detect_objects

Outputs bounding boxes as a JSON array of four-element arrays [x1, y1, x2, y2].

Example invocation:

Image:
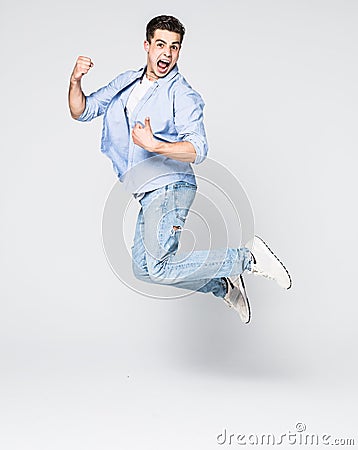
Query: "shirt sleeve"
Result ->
[[174, 89, 208, 165], [76, 75, 122, 122]]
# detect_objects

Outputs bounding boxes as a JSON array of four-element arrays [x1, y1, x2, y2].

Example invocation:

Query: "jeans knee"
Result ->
[[132, 259, 150, 283], [147, 261, 173, 285]]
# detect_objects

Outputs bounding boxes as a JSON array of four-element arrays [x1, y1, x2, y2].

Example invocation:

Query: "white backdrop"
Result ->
[[1, 0, 357, 448]]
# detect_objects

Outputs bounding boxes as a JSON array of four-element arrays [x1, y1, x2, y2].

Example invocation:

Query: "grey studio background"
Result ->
[[1, 0, 357, 449]]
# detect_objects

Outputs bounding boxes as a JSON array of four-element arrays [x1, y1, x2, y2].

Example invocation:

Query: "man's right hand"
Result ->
[[70, 56, 94, 83]]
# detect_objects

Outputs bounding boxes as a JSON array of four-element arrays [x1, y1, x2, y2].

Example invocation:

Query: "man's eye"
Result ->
[[172, 46, 178, 51]]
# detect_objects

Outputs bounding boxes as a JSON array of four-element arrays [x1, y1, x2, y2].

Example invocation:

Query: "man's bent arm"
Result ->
[[68, 56, 94, 120], [132, 117, 197, 163], [68, 78, 86, 119], [150, 140, 196, 163]]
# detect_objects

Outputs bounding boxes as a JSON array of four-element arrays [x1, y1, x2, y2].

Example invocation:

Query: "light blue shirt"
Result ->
[[77, 64, 208, 193]]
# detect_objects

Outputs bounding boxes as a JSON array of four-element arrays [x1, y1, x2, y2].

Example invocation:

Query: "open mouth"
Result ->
[[157, 60, 170, 71]]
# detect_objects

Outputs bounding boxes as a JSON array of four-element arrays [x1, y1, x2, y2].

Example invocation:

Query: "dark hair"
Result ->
[[146, 15, 185, 44]]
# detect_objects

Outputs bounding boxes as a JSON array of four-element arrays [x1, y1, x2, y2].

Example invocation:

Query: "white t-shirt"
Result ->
[[127, 75, 154, 201], [126, 75, 154, 120]]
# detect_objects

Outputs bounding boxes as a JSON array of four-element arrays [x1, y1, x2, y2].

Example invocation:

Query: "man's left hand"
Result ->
[[132, 117, 157, 152]]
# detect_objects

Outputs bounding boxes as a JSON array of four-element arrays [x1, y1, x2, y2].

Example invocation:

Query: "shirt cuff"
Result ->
[[183, 135, 208, 165]]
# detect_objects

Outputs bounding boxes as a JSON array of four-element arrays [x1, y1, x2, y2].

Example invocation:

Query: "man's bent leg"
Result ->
[[131, 190, 227, 297], [138, 182, 252, 293]]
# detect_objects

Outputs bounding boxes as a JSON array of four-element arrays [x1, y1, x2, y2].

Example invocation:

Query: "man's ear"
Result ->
[[144, 40, 149, 52]]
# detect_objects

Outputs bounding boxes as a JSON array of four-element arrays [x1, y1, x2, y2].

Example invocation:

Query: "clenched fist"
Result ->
[[132, 117, 157, 152], [70, 56, 94, 83]]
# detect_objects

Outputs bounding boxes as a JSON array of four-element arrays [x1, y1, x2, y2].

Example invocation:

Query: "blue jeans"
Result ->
[[131, 181, 252, 298]]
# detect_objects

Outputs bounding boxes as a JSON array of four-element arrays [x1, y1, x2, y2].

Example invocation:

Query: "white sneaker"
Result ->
[[247, 235, 292, 289], [223, 275, 251, 324]]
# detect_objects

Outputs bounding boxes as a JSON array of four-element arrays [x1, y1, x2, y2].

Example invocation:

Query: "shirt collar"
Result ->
[[136, 64, 179, 86]]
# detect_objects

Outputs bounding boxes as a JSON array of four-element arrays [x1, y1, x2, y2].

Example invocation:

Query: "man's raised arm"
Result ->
[[68, 56, 94, 119]]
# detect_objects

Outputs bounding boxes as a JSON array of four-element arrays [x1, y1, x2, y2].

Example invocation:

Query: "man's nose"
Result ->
[[164, 47, 171, 57]]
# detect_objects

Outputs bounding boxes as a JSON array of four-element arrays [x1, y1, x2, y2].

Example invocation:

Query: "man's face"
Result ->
[[144, 29, 181, 80]]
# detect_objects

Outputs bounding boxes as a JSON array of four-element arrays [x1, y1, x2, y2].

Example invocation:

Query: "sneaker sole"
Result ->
[[229, 274, 251, 324], [254, 235, 292, 289], [238, 274, 251, 324]]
